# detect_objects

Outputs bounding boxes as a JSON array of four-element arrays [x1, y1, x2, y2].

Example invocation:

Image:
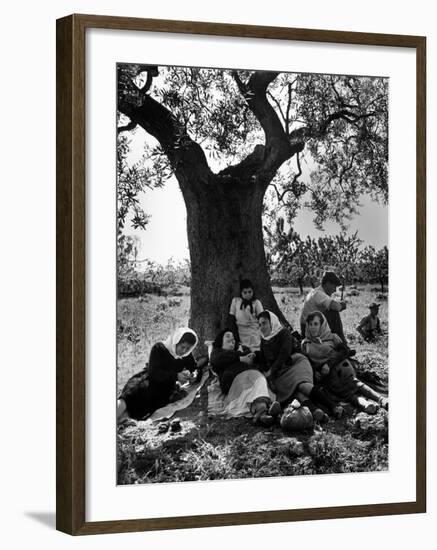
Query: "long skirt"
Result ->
[[222, 369, 274, 418], [272, 353, 313, 404]]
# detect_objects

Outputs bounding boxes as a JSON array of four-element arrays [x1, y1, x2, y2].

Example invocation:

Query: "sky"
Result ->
[[125, 175, 388, 265]]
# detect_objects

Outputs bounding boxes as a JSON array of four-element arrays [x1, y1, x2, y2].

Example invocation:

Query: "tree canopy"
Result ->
[[117, 65, 388, 233]]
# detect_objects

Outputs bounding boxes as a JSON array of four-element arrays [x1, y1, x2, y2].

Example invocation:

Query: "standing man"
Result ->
[[300, 271, 349, 346]]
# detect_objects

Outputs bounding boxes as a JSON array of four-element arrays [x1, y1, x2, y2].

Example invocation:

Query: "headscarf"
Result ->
[[260, 310, 283, 341], [162, 327, 198, 359], [304, 311, 333, 344]]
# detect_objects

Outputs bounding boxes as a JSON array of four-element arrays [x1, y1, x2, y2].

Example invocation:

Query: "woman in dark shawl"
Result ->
[[209, 328, 275, 425], [256, 310, 343, 419], [117, 327, 206, 421]]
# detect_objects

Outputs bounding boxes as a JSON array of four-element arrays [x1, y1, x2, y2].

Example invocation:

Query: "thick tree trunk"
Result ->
[[180, 177, 288, 350]]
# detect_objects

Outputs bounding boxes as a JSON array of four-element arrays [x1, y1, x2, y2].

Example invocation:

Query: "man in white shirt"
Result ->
[[300, 271, 348, 345]]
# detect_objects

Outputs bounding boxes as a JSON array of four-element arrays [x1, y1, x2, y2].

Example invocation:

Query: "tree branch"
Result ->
[[118, 66, 213, 192], [268, 152, 303, 204], [267, 91, 287, 128], [319, 110, 379, 135], [285, 83, 293, 136], [231, 70, 294, 178], [117, 120, 137, 134]]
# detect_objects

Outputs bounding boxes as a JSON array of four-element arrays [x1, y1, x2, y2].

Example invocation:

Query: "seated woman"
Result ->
[[228, 279, 264, 350], [117, 327, 207, 422], [301, 312, 388, 414], [301, 311, 350, 381], [255, 310, 343, 422], [209, 329, 275, 425]]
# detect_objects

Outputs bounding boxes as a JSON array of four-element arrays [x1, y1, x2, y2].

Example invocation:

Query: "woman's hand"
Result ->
[[177, 369, 191, 384], [240, 355, 253, 365]]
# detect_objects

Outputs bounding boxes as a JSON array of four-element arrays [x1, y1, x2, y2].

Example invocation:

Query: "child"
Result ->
[[117, 327, 207, 421], [357, 303, 382, 342], [228, 279, 264, 350]]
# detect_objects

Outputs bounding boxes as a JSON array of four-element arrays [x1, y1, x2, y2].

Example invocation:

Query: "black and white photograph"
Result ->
[[116, 63, 389, 484]]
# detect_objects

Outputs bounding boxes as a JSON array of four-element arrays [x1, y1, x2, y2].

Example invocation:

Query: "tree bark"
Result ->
[[179, 175, 288, 349]]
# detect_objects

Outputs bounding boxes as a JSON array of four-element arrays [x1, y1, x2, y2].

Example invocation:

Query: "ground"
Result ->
[[117, 285, 388, 484]]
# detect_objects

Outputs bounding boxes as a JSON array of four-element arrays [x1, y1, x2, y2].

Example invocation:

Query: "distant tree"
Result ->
[[316, 231, 363, 285], [360, 245, 389, 291], [267, 216, 363, 292], [265, 219, 316, 294]]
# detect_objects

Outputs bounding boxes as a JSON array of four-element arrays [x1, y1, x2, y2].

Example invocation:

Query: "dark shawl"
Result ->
[[120, 342, 197, 419], [210, 348, 258, 395]]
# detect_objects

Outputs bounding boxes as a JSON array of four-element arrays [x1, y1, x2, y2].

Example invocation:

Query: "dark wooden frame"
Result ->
[[56, 13, 426, 536]]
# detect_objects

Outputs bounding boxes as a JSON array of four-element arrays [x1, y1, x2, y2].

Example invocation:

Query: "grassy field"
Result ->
[[117, 285, 388, 484]]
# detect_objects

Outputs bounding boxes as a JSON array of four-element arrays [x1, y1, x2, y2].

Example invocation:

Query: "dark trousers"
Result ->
[[301, 310, 348, 345]]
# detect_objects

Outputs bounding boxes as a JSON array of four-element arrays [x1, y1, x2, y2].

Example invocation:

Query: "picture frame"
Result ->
[[56, 13, 426, 536]]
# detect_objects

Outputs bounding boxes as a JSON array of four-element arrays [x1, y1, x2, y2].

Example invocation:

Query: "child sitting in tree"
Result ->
[[356, 303, 382, 342]]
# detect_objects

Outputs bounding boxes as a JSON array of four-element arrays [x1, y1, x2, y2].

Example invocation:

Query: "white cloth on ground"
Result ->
[[148, 368, 209, 421], [208, 369, 275, 418]]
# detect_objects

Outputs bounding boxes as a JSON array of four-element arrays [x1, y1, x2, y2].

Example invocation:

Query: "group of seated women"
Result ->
[[117, 279, 387, 428]]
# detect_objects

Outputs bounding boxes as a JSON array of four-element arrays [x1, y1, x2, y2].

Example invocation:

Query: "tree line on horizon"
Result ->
[[118, 224, 388, 296]]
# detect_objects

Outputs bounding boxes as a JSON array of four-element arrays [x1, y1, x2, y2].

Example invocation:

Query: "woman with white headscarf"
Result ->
[[117, 327, 207, 421], [256, 311, 342, 419]]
